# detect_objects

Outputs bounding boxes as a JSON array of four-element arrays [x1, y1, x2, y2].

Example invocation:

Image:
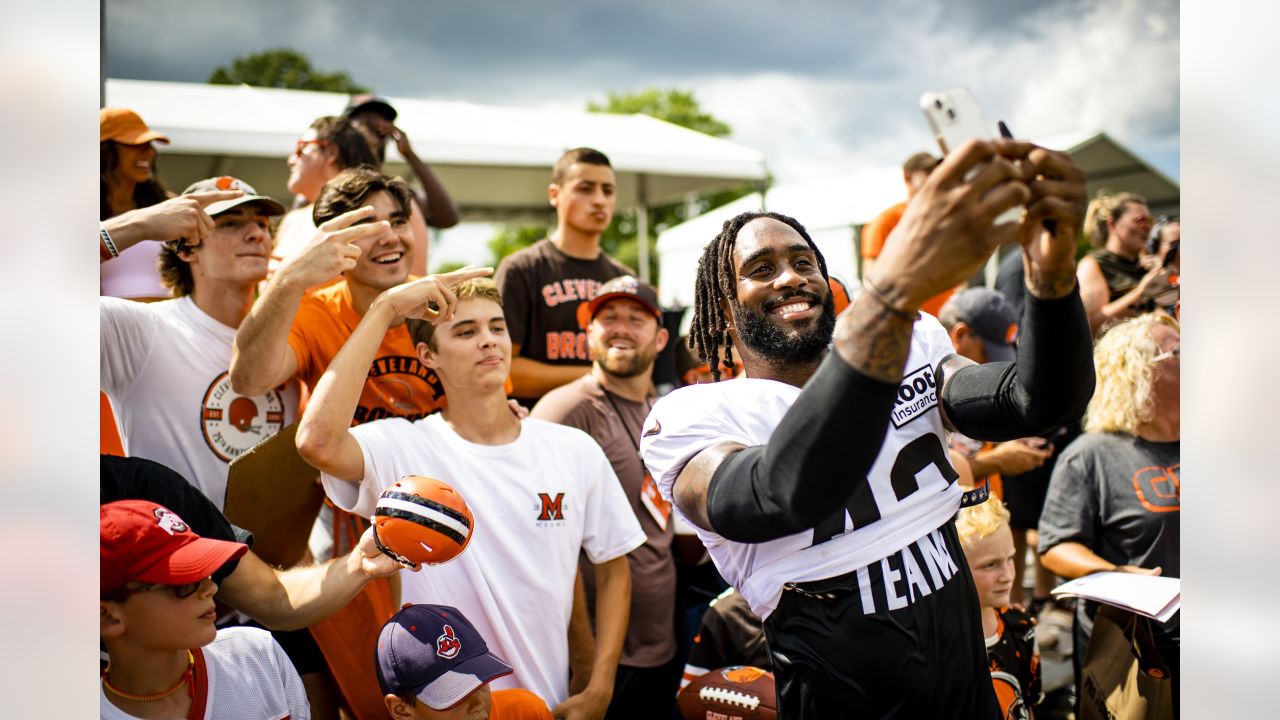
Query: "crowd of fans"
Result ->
[[99, 98, 1179, 720]]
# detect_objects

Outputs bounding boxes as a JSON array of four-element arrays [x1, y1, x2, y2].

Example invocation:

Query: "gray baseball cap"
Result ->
[[181, 176, 286, 217], [946, 288, 1019, 362]]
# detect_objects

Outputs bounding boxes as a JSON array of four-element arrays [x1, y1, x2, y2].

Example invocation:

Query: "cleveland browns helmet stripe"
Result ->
[[379, 490, 472, 525], [372, 475, 476, 568], [375, 502, 470, 545]]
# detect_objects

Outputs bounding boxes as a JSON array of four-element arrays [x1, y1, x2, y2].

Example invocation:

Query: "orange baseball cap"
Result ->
[[100, 107, 170, 145]]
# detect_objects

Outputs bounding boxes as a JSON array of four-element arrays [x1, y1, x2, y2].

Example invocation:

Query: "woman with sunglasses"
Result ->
[[1077, 191, 1177, 336], [272, 115, 432, 285]]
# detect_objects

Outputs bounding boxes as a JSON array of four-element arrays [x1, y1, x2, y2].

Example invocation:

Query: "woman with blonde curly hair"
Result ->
[[1037, 313, 1180, 709], [1076, 192, 1176, 336]]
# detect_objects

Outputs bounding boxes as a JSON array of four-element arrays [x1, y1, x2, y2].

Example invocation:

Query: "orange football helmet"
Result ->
[[373, 475, 475, 568]]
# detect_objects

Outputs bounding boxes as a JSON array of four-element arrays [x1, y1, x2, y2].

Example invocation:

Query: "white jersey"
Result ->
[[101, 627, 310, 719], [100, 297, 300, 508], [321, 414, 646, 706], [641, 314, 961, 619]]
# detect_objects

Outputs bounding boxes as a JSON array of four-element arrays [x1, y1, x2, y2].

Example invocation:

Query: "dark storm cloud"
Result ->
[[106, 0, 1068, 97], [104, 0, 1179, 180]]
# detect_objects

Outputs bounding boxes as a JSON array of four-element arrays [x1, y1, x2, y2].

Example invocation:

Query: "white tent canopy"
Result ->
[[105, 79, 769, 222], [657, 131, 1178, 309]]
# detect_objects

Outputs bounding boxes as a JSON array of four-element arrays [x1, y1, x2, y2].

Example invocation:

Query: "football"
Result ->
[[677, 666, 777, 720], [373, 475, 474, 567]]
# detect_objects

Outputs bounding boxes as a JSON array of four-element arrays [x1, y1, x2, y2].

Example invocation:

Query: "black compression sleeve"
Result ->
[[941, 284, 1095, 441], [705, 354, 899, 543]]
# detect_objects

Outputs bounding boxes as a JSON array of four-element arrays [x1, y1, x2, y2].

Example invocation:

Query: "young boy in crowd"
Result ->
[[376, 604, 552, 719], [298, 276, 644, 714], [956, 497, 1044, 720], [100, 500, 310, 719]]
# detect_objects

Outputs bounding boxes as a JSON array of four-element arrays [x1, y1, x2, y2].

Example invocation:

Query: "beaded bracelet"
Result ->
[[100, 224, 120, 259]]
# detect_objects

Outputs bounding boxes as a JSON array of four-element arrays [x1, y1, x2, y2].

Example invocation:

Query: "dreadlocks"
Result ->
[[689, 211, 828, 381]]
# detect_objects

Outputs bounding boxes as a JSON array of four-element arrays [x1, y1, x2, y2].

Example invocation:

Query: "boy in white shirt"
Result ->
[[100, 500, 309, 720], [297, 276, 644, 716]]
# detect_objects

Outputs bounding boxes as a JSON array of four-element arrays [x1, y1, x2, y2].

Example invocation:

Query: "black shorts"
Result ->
[[762, 523, 999, 719]]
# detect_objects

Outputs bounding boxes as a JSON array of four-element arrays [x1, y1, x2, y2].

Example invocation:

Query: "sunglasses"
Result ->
[[111, 578, 206, 601], [293, 139, 328, 157], [1151, 345, 1180, 363]]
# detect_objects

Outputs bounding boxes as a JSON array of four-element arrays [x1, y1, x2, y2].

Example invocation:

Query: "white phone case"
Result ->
[[919, 87, 993, 156], [920, 87, 1021, 224]]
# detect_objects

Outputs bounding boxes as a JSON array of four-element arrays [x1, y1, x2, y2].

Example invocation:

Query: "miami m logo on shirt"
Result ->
[[537, 492, 566, 521]]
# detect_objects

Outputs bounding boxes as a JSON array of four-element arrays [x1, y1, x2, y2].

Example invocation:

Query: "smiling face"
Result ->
[[549, 162, 617, 237], [418, 297, 511, 393], [112, 141, 157, 186], [1109, 201, 1154, 257], [588, 298, 669, 379], [728, 217, 835, 364], [343, 189, 413, 292], [186, 204, 274, 289], [964, 524, 1016, 611]]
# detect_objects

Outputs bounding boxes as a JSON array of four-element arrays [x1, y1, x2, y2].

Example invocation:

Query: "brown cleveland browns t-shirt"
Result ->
[[495, 239, 633, 404], [532, 375, 677, 668]]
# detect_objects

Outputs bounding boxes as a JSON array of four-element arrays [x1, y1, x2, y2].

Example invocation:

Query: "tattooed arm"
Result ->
[[666, 139, 1039, 540]]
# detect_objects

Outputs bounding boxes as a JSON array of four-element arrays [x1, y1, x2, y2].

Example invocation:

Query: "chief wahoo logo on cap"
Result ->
[[436, 625, 462, 659]]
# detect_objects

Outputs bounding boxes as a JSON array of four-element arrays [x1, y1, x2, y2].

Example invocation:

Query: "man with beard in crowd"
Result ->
[[640, 139, 1095, 717], [533, 276, 681, 719]]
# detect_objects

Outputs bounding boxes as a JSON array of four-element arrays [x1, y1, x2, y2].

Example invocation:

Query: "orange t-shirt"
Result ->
[[861, 201, 956, 317], [861, 202, 906, 261], [491, 688, 555, 719], [288, 281, 446, 424]]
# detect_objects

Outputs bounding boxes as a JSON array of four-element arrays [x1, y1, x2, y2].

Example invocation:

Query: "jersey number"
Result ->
[[811, 434, 959, 546]]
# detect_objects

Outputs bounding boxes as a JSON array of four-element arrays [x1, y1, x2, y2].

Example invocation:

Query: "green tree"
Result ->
[[587, 88, 731, 138], [487, 88, 758, 282], [487, 223, 550, 265], [208, 49, 369, 93]]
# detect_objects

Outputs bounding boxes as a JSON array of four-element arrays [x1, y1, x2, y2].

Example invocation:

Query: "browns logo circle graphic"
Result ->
[[200, 371, 285, 462]]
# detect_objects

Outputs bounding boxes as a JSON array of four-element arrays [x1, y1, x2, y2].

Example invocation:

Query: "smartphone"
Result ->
[[920, 86, 1021, 223], [920, 87, 994, 157]]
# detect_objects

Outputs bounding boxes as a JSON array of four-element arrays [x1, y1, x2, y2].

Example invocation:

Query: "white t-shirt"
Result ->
[[321, 414, 646, 706], [100, 296, 300, 507], [641, 313, 962, 619], [100, 627, 310, 720]]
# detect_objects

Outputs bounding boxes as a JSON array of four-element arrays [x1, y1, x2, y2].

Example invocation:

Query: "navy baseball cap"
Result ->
[[945, 288, 1019, 362], [375, 604, 513, 710]]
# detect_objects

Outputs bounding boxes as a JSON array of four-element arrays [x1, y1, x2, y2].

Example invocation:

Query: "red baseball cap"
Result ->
[[100, 500, 248, 595], [576, 275, 662, 330]]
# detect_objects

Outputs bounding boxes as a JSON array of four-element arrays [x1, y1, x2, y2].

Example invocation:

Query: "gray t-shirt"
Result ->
[[1038, 432, 1180, 647]]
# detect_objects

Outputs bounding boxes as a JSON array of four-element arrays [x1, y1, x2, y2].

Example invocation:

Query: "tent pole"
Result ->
[[636, 176, 650, 283]]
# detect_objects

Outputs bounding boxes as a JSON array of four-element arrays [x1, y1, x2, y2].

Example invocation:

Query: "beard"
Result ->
[[731, 289, 836, 365], [592, 339, 658, 379]]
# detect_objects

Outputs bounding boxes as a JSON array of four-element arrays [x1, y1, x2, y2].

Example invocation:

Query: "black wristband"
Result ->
[[706, 353, 900, 543], [942, 284, 1094, 440]]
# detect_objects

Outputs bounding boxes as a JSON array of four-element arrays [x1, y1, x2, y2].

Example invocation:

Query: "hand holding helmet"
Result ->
[[373, 476, 475, 569]]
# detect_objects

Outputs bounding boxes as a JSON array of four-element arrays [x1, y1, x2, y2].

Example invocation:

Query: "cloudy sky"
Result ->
[[105, 0, 1179, 184]]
